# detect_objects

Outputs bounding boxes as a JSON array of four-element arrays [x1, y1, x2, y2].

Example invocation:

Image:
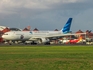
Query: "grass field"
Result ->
[[0, 45, 93, 70]]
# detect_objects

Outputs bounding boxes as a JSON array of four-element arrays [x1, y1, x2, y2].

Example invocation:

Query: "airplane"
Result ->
[[69, 36, 83, 44], [0, 26, 10, 33], [2, 18, 84, 45]]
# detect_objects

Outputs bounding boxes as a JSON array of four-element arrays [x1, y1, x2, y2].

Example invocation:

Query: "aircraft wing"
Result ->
[[45, 33, 86, 38], [30, 33, 86, 39]]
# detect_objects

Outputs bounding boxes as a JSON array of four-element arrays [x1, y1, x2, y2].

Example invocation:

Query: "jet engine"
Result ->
[[40, 38, 50, 45]]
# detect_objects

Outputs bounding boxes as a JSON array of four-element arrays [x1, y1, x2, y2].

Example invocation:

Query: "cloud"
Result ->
[[0, 0, 81, 14], [71, 8, 93, 31], [0, 0, 93, 31]]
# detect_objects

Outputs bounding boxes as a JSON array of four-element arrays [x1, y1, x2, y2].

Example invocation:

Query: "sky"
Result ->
[[0, 0, 93, 32]]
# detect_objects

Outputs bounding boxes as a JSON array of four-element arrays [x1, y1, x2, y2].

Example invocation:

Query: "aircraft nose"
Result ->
[[2, 35, 9, 40], [2, 34, 7, 39], [2, 35, 5, 39]]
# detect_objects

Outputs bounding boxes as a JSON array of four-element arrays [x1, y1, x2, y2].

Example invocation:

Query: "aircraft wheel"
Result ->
[[44, 42, 50, 45]]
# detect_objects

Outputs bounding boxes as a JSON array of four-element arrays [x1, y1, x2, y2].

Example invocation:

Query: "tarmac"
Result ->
[[0, 43, 92, 47]]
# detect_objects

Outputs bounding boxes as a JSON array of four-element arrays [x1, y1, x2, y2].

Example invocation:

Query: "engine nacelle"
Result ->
[[41, 38, 50, 44]]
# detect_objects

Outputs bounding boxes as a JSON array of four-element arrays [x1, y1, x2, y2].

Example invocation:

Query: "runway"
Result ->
[[0, 43, 91, 47]]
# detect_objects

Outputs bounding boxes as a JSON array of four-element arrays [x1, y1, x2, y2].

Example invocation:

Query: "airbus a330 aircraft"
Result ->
[[2, 18, 76, 44]]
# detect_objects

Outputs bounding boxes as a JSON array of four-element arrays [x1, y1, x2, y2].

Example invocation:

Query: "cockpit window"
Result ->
[[4, 34, 8, 35]]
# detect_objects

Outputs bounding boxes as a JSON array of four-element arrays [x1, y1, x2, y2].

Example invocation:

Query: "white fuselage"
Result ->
[[31, 31, 62, 37], [2, 31, 31, 41], [2, 30, 62, 41]]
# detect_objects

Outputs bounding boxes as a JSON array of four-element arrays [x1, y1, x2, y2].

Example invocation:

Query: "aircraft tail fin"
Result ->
[[78, 36, 83, 42], [2, 27, 10, 33], [61, 18, 72, 33]]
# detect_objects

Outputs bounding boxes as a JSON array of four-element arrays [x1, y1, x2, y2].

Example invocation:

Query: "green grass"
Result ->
[[0, 45, 93, 70]]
